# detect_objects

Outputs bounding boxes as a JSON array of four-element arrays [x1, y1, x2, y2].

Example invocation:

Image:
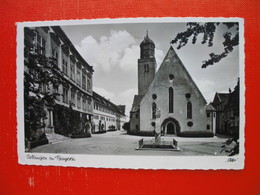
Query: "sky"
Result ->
[[61, 21, 239, 118]]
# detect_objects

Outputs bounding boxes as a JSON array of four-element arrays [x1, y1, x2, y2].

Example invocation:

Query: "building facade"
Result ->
[[130, 33, 215, 135], [92, 92, 126, 133], [24, 26, 94, 135], [212, 79, 239, 136]]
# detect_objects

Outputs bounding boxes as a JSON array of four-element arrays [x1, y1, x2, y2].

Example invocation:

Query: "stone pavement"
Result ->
[[46, 133, 71, 144], [31, 130, 231, 156]]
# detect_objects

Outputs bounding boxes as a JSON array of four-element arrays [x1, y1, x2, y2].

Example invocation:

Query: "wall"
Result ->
[[140, 48, 207, 132]]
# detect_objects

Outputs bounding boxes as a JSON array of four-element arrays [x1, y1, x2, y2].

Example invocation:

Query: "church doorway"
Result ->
[[166, 122, 176, 135], [161, 117, 180, 136]]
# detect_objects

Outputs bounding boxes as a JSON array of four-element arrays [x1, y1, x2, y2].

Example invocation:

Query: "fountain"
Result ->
[[136, 108, 180, 151]]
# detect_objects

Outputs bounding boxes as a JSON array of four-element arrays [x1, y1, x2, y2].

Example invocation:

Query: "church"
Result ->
[[129, 32, 216, 136]]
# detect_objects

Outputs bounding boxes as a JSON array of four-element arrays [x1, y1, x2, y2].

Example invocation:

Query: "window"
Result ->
[[82, 72, 87, 90], [207, 113, 211, 118], [187, 121, 193, 127], [82, 98, 86, 110], [152, 94, 157, 100], [88, 100, 92, 110], [53, 85, 59, 100], [70, 61, 75, 81], [87, 78, 91, 92], [51, 42, 59, 59], [144, 64, 149, 72], [152, 102, 157, 119], [136, 125, 139, 130], [136, 113, 139, 118], [169, 74, 174, 80], [169, 87, 174, 113], [207, 125, 210, 130], [77, 94, 81, 109], [62, 55, 68, 75], [76, 66, 81, 86], [35, 33, 46, 55], [71, 91, 75, 106], [187, 101, 192, 119], [63, 87, 68, 103]]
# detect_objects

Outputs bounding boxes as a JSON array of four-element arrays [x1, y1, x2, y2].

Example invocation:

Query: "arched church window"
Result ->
[[169, 87, 174, 113], [152, 102, 157, 119], [187, 101, 192, 119]]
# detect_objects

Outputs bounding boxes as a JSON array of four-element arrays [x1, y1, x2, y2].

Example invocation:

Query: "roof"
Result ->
[[140, 32, 155, 46], [93, 91, 125, 116], [130, 95, 144, 112], [51, 26, 94, 73], [141, 46, 207, 105], [206, 103, 216, 111]]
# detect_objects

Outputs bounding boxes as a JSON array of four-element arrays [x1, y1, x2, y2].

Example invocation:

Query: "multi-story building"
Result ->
[[92, 92, 126, 133], [212, 79, 239, 136], [24, 26, 94, 135]]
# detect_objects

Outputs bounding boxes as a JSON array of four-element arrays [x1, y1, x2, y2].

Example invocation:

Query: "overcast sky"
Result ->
[[62, 21, 239, 117]]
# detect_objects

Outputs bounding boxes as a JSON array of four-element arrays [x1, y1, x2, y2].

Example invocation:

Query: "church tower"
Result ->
[[138, 31, 157, 95]]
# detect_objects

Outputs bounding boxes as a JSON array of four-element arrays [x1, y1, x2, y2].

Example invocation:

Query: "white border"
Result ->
[[17, 17, 245, 170]]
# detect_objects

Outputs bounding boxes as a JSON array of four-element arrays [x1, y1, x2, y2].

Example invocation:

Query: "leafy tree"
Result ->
[[171, 22, 239, 68], [24, 28, 63, 143], [122, 122, 130, 131]]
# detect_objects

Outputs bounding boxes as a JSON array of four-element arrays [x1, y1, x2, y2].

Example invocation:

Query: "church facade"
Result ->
[[129, 33, 216, 135]]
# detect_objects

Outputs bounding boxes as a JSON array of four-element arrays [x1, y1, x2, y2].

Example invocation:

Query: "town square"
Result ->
[[20, 19, 241, 161]]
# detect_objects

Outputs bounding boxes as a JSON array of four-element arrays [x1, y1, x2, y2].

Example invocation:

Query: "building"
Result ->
[[24, 26, 94, 136], [129, 32, 215, 135], [212, 93, 230, 134], [212, 79, 239, 136], [92, 91, 126, 133]]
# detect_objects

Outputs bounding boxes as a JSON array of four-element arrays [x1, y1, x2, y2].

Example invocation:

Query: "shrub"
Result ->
[[178, 131, 214, 137], [71, 132, 92, 138], [122, 122, 130, 131]]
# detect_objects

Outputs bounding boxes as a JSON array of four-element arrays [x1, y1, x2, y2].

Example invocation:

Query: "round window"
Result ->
[[185, 93, 191, 99], [151, 122, 156, 127], [169, 74, 174, 80], [152, 94, 157, 99], [187, 121, 193, 127]]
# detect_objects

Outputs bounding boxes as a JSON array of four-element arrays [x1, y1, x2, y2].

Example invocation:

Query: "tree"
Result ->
[[122, 122, 130, 132], [171, 22, 239, 68], [24, 28, 63, 143]]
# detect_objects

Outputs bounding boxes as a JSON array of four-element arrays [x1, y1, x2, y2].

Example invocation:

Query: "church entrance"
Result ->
[[166, 122, 176, 135], [161, 117, 180, 136]]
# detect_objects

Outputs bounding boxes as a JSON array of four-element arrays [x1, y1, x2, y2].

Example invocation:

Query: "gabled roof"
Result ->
[[141, 46, 207, 105], [213, 92, 230, 105], [130, 95, 144, 112], [93, 91, 125, 116], [206, 103, 216, 111]]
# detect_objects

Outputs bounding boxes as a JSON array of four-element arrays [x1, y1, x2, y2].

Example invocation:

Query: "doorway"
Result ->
[[167, 122, 176, 135]]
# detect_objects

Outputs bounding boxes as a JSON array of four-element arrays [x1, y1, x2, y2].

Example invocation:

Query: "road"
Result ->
[[30, 130, 230, 156]]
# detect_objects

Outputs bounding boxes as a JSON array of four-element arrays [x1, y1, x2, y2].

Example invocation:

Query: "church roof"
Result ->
[[130, 95, 144, 112], [142, 46, 207, 105], [140, 31, 155, 46]]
